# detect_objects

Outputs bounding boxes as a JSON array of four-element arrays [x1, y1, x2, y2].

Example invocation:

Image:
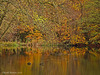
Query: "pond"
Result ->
[[0, 46, 100, 75]]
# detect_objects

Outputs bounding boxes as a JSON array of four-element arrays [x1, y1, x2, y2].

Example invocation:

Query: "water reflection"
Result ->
[[0, 47, 100, 75]]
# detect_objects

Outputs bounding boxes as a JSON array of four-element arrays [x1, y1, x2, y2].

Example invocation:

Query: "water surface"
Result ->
[[0, 47, 100, 75]]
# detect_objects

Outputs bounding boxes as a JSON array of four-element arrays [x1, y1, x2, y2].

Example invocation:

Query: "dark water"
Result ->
[[0, 47, 100, 75]]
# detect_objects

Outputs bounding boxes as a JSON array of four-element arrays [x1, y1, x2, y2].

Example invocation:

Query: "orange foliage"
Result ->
[[17, 25, 43, 40], [57, 20, 70, 42]]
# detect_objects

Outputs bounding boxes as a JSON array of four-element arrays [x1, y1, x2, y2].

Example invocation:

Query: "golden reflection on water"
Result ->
[[0, 47, 100, 75]]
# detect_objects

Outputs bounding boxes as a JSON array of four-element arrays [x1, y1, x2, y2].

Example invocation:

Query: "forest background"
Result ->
[[0, 0, 100, 48]]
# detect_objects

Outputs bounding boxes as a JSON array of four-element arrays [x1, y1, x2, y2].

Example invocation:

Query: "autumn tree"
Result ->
[[79, 0, 100, 44]]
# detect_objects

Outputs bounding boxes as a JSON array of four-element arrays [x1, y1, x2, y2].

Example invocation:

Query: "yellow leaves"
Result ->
[[77, 27, 81, 31], [35, 30, 40, 33], [63, 51, 67, 55], [70, 47, 87, 55], [71, 34, 86, 44], [26, 25, 29, 28], [34, 33, 41, 37], [70, 2, 80, 11], [20, 31, 24, 33]]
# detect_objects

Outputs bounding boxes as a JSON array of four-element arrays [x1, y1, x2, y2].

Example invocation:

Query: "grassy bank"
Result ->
[[0, 42, 26, 47]]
